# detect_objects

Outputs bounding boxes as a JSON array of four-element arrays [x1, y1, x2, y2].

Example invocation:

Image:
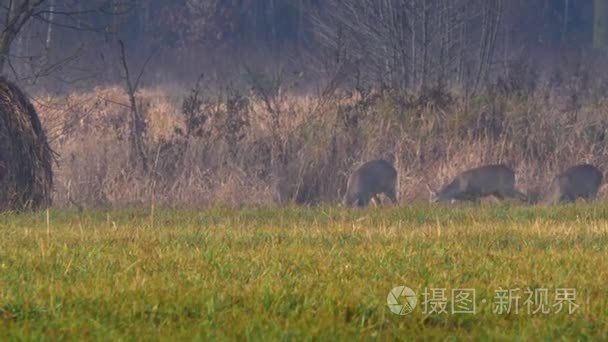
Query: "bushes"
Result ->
[[34, 80, 608, 208]]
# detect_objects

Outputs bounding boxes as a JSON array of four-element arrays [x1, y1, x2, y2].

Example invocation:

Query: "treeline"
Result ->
[[2, 0, 607, 90]]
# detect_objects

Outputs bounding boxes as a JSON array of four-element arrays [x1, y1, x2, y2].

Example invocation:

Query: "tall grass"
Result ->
[[34, 74, 608, 208]]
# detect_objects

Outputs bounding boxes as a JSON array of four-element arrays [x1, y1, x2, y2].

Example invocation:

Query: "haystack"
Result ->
[[0, 77, 53, 211]]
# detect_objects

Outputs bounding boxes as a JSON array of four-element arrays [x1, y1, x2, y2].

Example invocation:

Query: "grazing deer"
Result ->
[[343, 159, 398, 207], [427, 164, 527, 203], [543, 164, 602, 205]]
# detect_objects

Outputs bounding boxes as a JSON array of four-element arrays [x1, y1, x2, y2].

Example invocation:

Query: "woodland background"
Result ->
[[4, 0, 608, 207]]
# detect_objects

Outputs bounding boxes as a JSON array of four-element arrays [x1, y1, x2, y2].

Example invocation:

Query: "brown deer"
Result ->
[[343, 159, 398, 207], [427, 164, 527, 203], [543, 164, 603, 205]]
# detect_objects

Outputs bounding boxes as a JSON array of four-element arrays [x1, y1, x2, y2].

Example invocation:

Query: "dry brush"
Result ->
[[33, 79, 608, 208]]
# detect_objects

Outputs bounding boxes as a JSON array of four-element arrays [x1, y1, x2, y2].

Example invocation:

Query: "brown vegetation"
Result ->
[[34, 77, 608, 208], [0, 77, 53, 211]]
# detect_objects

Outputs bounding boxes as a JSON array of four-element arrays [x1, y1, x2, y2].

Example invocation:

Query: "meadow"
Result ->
[[1, 203, 608, 340]]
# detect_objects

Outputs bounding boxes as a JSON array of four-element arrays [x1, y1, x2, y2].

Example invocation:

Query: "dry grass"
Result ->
[[31, 81, 608, 208], [0, 77, 53, 210]]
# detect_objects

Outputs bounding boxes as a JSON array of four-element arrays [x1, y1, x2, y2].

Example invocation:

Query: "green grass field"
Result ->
[[1, 204, 608, 340]]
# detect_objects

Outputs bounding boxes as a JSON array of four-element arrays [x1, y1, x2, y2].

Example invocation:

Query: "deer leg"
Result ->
[[515, 190, 529, 202], [465, 195, 480, 204], [503, 189, 528, 202], [385, 188, 398, 204], [369, 195, 381, 207], [357, 197, 369, 207], [588, 191, 598, 201], [562, 195, 574, 204], [493, 192, 505, 201]]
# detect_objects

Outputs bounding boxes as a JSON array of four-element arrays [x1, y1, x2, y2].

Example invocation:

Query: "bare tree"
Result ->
[[0, 0, 45, 73], [0, 0, 134, 78], [312, 0, 504, 91], [118, 39, 156, 172]]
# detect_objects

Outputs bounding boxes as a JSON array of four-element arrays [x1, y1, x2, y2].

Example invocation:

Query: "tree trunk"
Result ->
[[594, 0, 608, 49], [421, 0, 428, 88], [0, 33, 15, 75], [45, 0, 55, 50], [561, 0, 569, 44], [118, 40, 148, 172]]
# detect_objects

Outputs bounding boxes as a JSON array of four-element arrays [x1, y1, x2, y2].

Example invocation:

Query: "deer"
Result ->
[[427, 164, 528, 203], [543, 164, 603, 205], [343, 159, 398, 207]]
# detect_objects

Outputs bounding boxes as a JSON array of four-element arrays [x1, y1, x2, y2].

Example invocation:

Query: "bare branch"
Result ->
[[118, 39, 148, 172]]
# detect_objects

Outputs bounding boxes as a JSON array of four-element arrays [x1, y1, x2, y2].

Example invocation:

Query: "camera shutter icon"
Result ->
[[387, 286, 417, 315]]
